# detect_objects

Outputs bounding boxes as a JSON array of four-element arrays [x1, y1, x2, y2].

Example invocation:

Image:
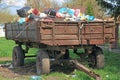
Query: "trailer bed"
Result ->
[[5, 20, 116, 46]]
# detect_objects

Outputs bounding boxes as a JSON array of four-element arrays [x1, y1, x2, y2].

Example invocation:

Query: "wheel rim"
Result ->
[[36, 50, 50, 74], [13, 51, 17, 66], [12, 46, 24, 67], [88, 54, 96, 68], [88, 46, 105, 68]]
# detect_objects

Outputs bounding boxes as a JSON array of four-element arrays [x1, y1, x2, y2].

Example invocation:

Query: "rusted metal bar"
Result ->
[[51, 59, 101, 80], [71, 60, 102, 80]]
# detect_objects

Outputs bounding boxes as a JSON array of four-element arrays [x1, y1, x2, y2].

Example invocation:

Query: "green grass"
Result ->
[[0, 37, 38, 57], [118, 28, 120, 48], [0, 37, 120, 80], [0, 37, 15, 57], [95, 50, 120, 80]]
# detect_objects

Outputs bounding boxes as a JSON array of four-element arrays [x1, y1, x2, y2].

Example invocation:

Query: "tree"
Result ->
[[85, 1, 94, 16], [0, 12, 18, 23], [27, 0, 60, 11], [96, 0, 120, 19], [63, 0, 105, 18]]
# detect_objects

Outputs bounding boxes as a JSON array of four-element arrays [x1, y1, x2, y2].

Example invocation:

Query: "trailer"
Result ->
[[5, 20, 118, 79]]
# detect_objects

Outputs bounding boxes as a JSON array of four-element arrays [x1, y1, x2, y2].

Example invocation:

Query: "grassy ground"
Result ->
[[0, 37, 15, 57], [0, 37, 120, 80], [0, 37, 38, 57], [118, 27, 120, 48]]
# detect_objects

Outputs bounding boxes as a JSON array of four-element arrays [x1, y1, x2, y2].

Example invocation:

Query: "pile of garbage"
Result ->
[[17, 6, 95, 24]]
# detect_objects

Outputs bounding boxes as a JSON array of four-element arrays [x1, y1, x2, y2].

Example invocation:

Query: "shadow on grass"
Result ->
[[0, 58, 75, 76], [51, 63, 75, 74]]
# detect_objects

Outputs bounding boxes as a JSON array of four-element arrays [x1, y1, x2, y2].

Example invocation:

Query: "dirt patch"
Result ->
[[0, 60, 75, 79], [0, 57, 11, 61], [0, 67, 19, 78], [13, 62, 36, 75], [0, 57, 36, 79], [0, 62, 37, 79]]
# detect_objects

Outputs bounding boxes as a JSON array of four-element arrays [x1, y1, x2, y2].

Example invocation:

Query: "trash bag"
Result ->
[[32, 8, 40, 15], [67, 9, 75, 17], [56, 12, 64, 18], [17, 6, 31, 17], [44, 8, 56, 18], [57, 7, 75, 18], [87, 16, 95, 21], [58, 7, 68, 13], [39, 13, 47, 18], [18, 18, 26, 24], [74, 9, 80, 17], [28, 13, 39, 20]]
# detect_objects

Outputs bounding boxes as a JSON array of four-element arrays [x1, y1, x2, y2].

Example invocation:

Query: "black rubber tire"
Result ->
[[63, 49, 69, 59], [88, 47, 105, 69], [12, 46, 24, 67], [36, 50, 50, 74]]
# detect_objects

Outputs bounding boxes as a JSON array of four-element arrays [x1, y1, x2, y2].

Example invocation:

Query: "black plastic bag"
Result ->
[[17, 6, 31, 17], [44, 8, 56, 18]]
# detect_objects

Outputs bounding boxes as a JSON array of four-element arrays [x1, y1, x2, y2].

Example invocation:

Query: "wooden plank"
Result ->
[[40, 40, 87, 46], [41, 28, 52, 34], [83, 25, 103, 33], [82, 34, 103, 39], [54, 40, 79, 45], [84, 23, 103, 26], [90, 39, 104, 45], [41, 35, 78, 40], [104, 34, 115, 38], [27, 23, 37, 41], [55, 35, 78, 40], [6, 24, 13, 39], [104, 27, 115, 33], [6, 31, 13, 39], [40, 40, 53, 45], [54, 26, 78, 34], [41, 35, 52, 40]]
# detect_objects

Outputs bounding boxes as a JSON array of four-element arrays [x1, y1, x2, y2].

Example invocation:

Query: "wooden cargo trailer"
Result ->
[[5, 20, 117, 75]]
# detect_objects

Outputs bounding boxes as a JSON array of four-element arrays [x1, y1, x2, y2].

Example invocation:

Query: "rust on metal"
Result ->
[[72, 60, 102, 80]]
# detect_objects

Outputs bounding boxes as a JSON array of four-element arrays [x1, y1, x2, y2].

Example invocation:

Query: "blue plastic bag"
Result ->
[[58, 7, 75, 17], [18, 18, 26, 24], [58, 7, 68, 13], [85, 15, 95, 21], [67, 9, 74, 16], [89, 16, 95, 21]]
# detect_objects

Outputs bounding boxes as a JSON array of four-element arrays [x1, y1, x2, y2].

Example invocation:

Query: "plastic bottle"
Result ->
[[30, 76, 42, 80]]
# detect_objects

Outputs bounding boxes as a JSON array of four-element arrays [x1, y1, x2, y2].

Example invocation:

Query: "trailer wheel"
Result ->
[[36, 50, 50, 74], [88, 47, 105, 69], [63, 49, 69, 59], [12, 46, 24, 67]]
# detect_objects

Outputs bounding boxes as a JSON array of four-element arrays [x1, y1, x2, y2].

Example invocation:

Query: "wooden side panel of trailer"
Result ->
[[39, 21, 116, 46], [5, 21, 117, 46]]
